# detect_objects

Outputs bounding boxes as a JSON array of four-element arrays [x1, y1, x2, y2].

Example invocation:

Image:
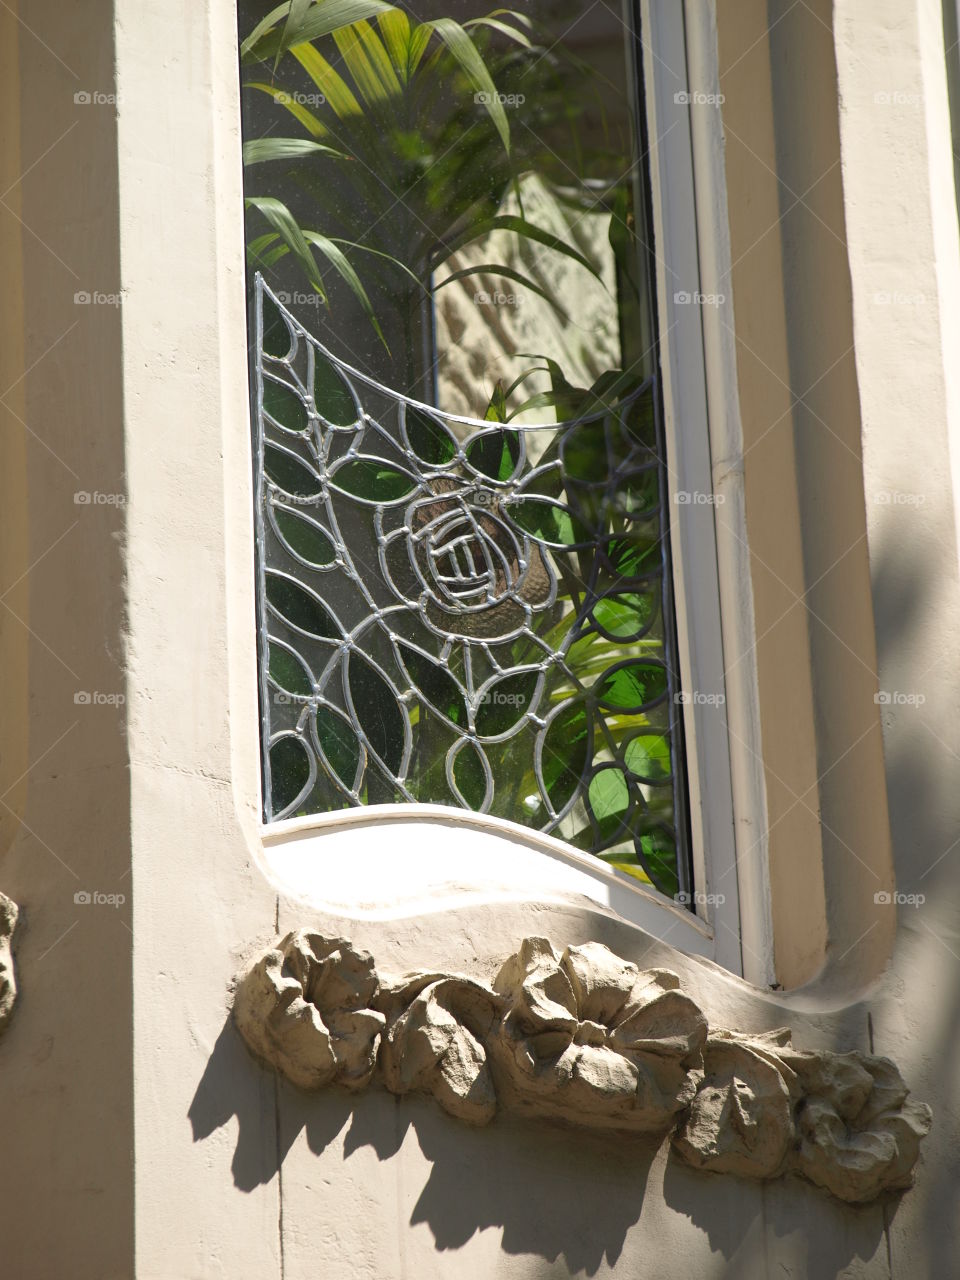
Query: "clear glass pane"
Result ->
[[239, 0, 692, 900]]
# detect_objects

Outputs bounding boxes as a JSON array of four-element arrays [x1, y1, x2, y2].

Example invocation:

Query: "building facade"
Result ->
[[0, 0, 957, 1276]]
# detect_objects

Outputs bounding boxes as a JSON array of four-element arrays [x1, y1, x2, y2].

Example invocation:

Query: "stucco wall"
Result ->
[[0, 0, 957, 1277]]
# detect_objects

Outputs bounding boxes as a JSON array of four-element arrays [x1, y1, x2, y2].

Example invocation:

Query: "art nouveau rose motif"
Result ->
[[382, 478, 555, 644], [233, 930, 385, 1091], [492, 937, 707, 1129]]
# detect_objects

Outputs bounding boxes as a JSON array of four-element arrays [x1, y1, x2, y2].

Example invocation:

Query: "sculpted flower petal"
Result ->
[[379, 976, 499, 1125], [562, 941, 639, 1026], [494, 937, 579, 1038], [325, 1009, 387, 1090], [672, 1038, 794, 1179], [234, 948, 338, 1090], [304, 938, 379, 1011], [609, 989, 707, 1059], [569, 1044, 640, 1104]]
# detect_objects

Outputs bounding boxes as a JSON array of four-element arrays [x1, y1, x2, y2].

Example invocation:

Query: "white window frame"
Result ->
[[250, 0, 770, 982]]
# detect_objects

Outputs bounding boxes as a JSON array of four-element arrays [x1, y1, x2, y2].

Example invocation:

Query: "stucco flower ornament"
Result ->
[[492, 937, 707, 1130], [672, 1029, 933, 1202], [234, 930, 385, 1091]]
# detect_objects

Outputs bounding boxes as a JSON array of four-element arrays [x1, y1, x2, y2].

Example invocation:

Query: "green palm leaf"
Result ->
[[242, 0, 397, 62], [422, 17, 510, 152], [242, 137, 348, 164], [245, 195, 326, 296], [245, 81, 328, 137], [291, 43, 363, 118]]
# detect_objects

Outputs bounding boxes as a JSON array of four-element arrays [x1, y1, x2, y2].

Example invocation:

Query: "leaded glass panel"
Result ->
[[239, 0, 693, 899]]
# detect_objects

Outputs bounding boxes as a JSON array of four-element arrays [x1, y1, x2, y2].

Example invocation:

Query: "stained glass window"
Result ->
[[240, 0, 693, 900]]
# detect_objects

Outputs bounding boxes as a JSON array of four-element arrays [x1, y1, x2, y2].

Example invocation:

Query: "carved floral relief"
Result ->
[[233, 930, 931, 1204]]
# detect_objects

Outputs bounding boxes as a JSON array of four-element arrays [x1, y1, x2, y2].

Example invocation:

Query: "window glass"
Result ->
[[240, 0, 692, 900]]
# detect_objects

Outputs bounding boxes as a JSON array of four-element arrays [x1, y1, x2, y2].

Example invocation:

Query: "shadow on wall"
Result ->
[[189, 1015, 657, 1274], [190, 1015, 889, 1278]]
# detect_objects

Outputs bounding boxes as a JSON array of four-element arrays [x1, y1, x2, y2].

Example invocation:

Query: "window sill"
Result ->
[[257, 805, 715, 960]]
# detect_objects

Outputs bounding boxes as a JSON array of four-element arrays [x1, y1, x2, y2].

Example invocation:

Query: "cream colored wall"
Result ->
[[0, 1, 135, 1275], [0, 0, 957, 1276], [834, 0, 960, 1271]]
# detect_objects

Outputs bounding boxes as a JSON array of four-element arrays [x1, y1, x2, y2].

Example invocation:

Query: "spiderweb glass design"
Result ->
[[253, 277, 688, 896]]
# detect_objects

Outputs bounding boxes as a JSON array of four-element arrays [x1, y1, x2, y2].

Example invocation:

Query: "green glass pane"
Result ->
[[406, 407, 456, 465], [466, 429, 520, 481], [268, 643, 313, 696], [595, 660, 667, 712], [617, 467, 660, 516], [315, 705, 362, 790], [619, 388, 657, 449], [452, 742, 487, 811], [519, 464, 564, 498], [331, 459, 416, 502], [264, 445, 322, 498], [637, 827, 680, 899], [605, 535, 660, 578], [262, 294, 293, 360], [273, 507, 336, 567], [348, 655, 405, 774], [314, 352, 356, 425], [270, 736, 311, 813], [475, 670, 539, 736], [562, 423, 608, 483], [266, 574, 339, 638], [540, 702, 589, 814], [398, 643, 468, 726], [624, 733, 672, 783], [505, 498, 591, 547], [591, 591, 656, 639], [263, 378, 308, 433], [588, 766, 630, 841]]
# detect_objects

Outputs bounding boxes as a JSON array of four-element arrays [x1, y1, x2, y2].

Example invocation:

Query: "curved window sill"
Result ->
[[257, 805, 715, 960]]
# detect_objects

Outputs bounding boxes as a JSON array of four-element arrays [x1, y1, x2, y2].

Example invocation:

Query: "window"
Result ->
[[239, 0, 732, 920]]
